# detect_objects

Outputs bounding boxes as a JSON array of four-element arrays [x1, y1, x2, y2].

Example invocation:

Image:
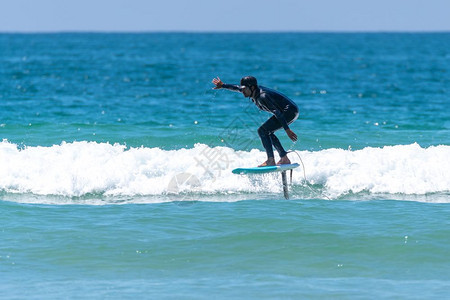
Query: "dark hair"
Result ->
[[240, 76, 258, 87]]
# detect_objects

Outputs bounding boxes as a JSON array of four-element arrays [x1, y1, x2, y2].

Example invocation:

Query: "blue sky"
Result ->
[[1, 0, 449, 32]]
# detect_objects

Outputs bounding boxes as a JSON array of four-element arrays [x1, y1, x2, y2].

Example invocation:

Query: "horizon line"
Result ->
[[1, 29, 450, 34]]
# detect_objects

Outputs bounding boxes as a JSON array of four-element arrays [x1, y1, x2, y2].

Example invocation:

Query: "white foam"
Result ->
[[0, 140, 449, 202]]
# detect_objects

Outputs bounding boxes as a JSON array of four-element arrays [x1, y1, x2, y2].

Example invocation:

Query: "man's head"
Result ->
[[240, 76, 258, 98]]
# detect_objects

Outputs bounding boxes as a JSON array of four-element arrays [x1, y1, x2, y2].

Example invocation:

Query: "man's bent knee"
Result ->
[[257, 126, 269, 138]]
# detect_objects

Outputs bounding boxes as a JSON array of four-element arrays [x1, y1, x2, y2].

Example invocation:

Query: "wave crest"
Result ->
[[1, 140, 449, 201]]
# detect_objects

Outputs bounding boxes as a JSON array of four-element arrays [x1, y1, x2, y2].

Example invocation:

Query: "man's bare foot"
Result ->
[[258, 158, 276, 167], [277, 155, 291, 165]]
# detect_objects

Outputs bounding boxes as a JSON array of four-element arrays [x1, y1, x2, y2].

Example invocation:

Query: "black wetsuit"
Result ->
[[222, 84, 299, 159]]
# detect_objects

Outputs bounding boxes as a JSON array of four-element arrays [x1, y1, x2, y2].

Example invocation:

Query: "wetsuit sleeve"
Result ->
[[263, 95, 290, 130], [221, 84, 242, 93]]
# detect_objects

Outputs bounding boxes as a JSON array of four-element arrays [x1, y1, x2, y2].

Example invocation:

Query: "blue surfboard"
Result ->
[[232, 163, 299, 175]]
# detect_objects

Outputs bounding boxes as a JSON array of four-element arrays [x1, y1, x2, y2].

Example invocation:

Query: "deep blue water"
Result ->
[[2, 33, 449, 149], [1, 33, 450, 298]]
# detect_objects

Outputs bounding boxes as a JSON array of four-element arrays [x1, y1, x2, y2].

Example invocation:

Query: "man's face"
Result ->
[[242, 86, 252, 98]]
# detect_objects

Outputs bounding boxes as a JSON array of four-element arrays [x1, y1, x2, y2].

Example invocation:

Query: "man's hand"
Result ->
[[286, 129, 298, 142], [212, 77, 223, 89]]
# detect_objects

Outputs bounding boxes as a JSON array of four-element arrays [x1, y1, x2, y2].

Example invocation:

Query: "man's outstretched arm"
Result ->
[[212, 77, 242, 92]]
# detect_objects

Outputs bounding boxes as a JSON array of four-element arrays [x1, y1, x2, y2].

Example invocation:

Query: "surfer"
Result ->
[[212, 76, 299, 167]]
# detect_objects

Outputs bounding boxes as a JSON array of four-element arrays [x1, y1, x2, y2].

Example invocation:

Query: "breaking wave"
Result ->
[[0, 140, 449, 203]]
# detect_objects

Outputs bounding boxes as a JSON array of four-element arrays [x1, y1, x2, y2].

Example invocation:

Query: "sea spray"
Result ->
[[1, 140, 449, 200]]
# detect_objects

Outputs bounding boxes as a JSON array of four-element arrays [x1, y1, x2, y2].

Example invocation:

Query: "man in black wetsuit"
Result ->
[[212, 76, 299, 167]]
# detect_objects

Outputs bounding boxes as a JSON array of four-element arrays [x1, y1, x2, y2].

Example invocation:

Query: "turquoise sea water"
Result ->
[[1, 33, 450, 298]]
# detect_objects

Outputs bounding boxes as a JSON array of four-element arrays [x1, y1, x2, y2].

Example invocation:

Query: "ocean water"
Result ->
[[1, 33, 450, 298]]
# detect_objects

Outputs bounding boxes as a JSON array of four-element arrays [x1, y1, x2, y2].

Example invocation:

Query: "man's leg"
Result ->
[[257, 116, 282, 166], [269, 133, 289, 158], [257, 125, 275, 165], [274, 109, 299, 164], [257, 109, 299, 166], [266, 109, 299, 164]]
